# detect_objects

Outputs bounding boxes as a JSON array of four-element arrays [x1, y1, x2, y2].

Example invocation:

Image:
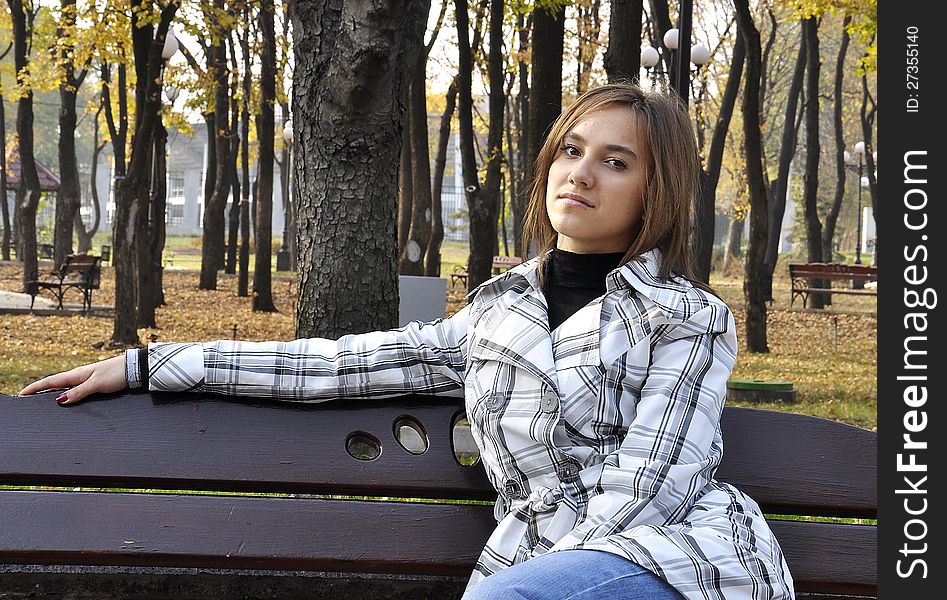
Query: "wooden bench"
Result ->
[[26, 254, 102, 313], [789, 262, 878, 308], [450, 255, 524, 288], [0, 390, 875, 599]]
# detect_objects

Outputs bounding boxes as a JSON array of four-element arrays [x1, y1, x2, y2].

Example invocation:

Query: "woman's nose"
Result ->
[[567, 160, 594, 188]]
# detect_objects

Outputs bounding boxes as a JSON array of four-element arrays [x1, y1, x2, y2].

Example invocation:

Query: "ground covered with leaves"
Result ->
[[1, 262, 876, 430]]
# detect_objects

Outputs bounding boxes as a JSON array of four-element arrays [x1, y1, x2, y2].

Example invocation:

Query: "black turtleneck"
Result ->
[[543, 249, 625, 332]]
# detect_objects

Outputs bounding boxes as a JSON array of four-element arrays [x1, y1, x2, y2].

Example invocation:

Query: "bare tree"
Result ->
[[253, 0, 277, 312]]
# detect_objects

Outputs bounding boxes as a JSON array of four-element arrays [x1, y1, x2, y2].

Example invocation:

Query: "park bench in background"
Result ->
[[0, 389, 876, 599], [450, 255, 524, 288], [789, 262, 878, 308], [26, 253, 102, 313]]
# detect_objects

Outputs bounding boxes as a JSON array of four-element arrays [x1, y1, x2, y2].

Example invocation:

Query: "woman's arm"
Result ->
[[21, 306, 471, 405], [548, 302, 737, 550]]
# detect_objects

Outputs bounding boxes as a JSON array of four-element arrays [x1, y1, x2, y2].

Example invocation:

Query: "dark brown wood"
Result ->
[[0, 391, 495, 500], [0, 490, 495, 576], [0, 391, 876, 597], [718, 407, 876, 517]]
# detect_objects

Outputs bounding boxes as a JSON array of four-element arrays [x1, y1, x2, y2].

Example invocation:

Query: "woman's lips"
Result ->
[[558, 193, 592, 208]]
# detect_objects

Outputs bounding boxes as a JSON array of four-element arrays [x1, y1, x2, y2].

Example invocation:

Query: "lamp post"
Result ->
[[276, 118, 293, 271], [853, 141, 866, 267]]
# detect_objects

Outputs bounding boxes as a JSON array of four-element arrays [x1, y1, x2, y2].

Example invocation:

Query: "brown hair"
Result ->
[[522, 82, 702, 285]]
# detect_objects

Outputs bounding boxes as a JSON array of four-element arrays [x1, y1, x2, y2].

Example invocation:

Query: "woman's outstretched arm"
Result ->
[[20, 306, 471, 406]]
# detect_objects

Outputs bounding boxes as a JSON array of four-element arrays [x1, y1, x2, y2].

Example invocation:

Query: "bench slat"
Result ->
[[0, 491, 874, 595], [0, 393, 874, 516], [718, 408, 876, 517], [0, 490, 495, 576], [0, 391, 495, 500]]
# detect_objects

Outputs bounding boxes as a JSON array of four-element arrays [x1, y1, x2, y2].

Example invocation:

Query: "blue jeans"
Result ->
[[464, 549, 686, 600]]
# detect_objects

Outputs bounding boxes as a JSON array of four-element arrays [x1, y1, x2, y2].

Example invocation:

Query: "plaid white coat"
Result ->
[[145, 249, 794, 600]]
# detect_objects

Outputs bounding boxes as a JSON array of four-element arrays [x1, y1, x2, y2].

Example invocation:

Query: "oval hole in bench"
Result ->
[[394, 416, 429, 455], [451, 413, 480, 467], [345, 431, 382, 461]]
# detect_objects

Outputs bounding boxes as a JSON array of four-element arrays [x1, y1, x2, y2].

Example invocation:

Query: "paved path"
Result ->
[[0, 290, 55, 310]]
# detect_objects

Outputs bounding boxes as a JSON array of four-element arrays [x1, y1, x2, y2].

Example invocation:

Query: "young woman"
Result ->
[[21, 83, 794, 600]]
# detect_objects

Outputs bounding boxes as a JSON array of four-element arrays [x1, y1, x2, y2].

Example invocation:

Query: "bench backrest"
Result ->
[[59, 254, 101, 287], [492, 255, 523, 270], [0, 391, 876, 597], [789, 262, 878, 282]]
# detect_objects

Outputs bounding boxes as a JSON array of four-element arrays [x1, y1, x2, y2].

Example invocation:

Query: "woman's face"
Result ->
[[545, 105, 650, 254]]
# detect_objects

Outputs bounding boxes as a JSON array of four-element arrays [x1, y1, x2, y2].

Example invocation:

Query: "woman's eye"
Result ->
[[605, 158, 628, 170], [562, 144, 581, 157]]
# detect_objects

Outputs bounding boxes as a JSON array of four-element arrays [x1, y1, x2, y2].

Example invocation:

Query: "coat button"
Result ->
[[557, 463, 580, 483], [486, 392, 507, 411], [502, 478, 524, 499], [540, 390, 559, 413]]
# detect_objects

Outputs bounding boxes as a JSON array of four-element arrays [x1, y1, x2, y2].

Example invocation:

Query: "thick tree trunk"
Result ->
[[647, 0, 673, 75], [603, 0, 643, 84], [466, 0, 504, 288], [112, 2, 178, 345], [292, 0, 423, 338], [426, 78, 456, 277], [763, 21, 806, 300], [821, 17, 851, 263], [694, 30, 744, 283], [801, 17, 825, 309], [53, 0, 85, 267], [733, 0, 768, 353], [525, 1, 564, 191], [138, 121, 168, 328], [200, 2, 232, 290], [8, 0, 42, 292], [252, 0, 278, 312]]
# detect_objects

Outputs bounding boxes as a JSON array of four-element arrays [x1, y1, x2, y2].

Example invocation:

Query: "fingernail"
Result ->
[[56, 393, 68, 405]]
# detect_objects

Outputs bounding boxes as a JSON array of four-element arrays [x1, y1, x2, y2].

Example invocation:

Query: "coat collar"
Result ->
[[467, 249, 691, 380]]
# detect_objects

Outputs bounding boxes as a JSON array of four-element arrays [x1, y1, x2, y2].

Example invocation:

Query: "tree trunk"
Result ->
[[647, 0, 673, 75], [292, 0, 423, 338], [525, 1, 564, 198], [399, 3, 435, 276], [512, 14, 529, 257], [859, 72, 877, 255], [763, 21, 806, 300], [397, 119, 413, 256], [252, 0, 278, 312], [603, 0, 643, 84], [0, 75, 10, 262], [426, 78, 457, 277], [801, 17, 825, 309], [694, 29, 744, 283], [200, 1, 232, 290], [466, 0, 504, 289], [733, 0, 768, 353], [575, 0, 601, 94], [226, 32, 241, 275], [54, 0, 83, 267], [75, 114, 105, 255], [821, 16, 851, 263], [111, 2, 178, 345], [238, 17, 252, 297], [723, 214, 744, 275], [8, 0, 42, 293], [138, 120, 168, 328]]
